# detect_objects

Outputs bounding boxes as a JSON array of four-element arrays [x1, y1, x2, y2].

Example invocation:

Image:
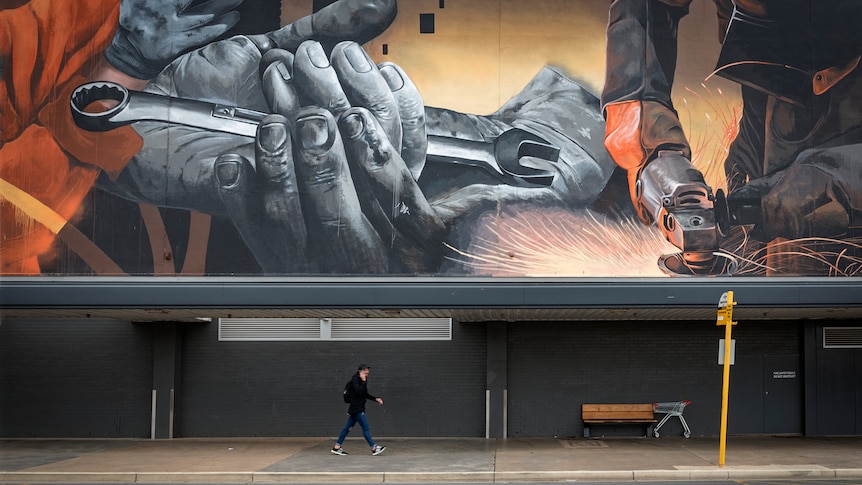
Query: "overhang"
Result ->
[[2, 277, 861, 322]]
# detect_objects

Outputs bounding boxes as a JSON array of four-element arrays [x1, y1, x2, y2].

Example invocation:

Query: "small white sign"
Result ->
[[773, 371, 797, 379], [718, 339, 736, 365]]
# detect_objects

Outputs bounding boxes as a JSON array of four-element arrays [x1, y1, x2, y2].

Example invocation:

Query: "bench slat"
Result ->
[[582, 404, 656, 422], [582, 404, 653, 412]]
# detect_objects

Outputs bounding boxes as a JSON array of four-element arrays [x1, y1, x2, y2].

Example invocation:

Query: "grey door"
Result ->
[[763, 355, 802, 434], [729, 354, 802, 434]]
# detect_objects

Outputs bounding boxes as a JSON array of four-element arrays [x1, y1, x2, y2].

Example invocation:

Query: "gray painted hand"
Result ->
[[218, 40, 443, 274], [105, 0, 243, 80], [248, 0, 397, 53], [758, 147, 858, 241], [106, 2, 403, 273]]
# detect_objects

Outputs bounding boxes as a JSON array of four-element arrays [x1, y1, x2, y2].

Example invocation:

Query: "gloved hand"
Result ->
[[142, 0, 398, 110], [105, 0, 243, 80], [246, 0, 396, 54], [727, 145, 861, 242]]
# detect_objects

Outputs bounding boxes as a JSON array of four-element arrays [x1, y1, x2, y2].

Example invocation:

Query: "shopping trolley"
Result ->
[[652, 400, 692, 438]]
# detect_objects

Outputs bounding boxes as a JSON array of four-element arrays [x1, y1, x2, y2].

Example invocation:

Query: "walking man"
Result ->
[[332, 364, 386, 455]]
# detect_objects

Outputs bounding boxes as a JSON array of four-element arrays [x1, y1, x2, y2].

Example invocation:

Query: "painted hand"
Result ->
[[247, 0, 397, 54], [728, 145, 859, 242], [759, 160, 852, 242], [216, 41, 445, 274], [105, 0, 243, 80]]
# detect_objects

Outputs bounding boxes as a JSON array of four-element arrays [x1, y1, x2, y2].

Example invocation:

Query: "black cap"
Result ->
[[358, 364, 371, 370]]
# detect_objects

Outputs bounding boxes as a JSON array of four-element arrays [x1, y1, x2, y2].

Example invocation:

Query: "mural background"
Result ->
[[4, 0, 859, 277]]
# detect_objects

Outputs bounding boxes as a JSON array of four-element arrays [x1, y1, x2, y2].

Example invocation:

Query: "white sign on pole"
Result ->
[[718, 339, 736, 365]]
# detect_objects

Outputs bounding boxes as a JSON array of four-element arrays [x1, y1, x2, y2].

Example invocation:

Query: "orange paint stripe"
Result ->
[[0, 177, 67, 234], [181, 211, 211, 275], [138, 203, 176, 275], [0, 177, 126, 275]]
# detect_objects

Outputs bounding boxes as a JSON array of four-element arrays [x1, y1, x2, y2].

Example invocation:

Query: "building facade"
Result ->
[[2, 0, 861, 439], [3, 280, 862, 438]]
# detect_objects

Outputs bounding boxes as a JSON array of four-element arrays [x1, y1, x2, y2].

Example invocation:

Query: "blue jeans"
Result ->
[[336, 412, 375, 448]]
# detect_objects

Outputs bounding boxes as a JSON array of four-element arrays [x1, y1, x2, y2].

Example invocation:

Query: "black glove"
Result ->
[[729, 145, 861, 241], [105, 0, 243, 80]]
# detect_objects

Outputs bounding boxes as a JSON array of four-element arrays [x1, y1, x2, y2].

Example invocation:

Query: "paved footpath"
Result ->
[[2, 436, 862, 483]]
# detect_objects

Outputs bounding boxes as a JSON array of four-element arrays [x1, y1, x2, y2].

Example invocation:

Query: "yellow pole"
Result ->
[[717, 290, 736, 467], [718, 313, 733, 466]]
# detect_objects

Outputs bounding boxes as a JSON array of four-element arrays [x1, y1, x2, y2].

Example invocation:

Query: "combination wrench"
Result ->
[[71, 81, 558, 187]]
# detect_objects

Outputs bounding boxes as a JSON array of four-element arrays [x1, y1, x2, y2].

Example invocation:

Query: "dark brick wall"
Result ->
[[176, 321, 487, 437], [732, 321, 803, 355], [0, 317, 824, 438], [506, 320, 803, 437], [0, 319, 153, 437]]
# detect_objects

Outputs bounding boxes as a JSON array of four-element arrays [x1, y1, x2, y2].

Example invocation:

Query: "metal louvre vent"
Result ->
[[823, 327, 862, 348], [218, 318, 451, 341], [331, 318, 451, 340], [219, 318, 320, 341]]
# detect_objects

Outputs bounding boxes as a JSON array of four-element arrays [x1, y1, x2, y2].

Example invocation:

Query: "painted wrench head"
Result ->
[[70, 82, 131, 132], [493, 128, 559, 186]]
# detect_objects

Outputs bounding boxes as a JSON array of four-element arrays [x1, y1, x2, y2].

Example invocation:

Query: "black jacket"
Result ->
[[347, 372, 378, 415]]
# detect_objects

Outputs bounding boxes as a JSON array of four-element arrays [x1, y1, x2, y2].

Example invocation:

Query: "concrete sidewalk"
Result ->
[[2, 435, 862, 483]]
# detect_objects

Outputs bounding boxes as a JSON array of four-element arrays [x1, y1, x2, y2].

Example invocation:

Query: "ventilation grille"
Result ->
[[219, 318, 452, 341], [219, 318, 319, 341], [823, 327, 862, 348]]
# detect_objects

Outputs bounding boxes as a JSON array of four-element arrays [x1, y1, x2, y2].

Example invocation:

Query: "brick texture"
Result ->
[[0, 319, 153, 437], [2, 317, 838, 438], [176, 321, 487, 437], [507, 320, 802, 437]]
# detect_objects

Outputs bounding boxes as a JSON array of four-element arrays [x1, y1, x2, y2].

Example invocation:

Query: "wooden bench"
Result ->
[[582, 403, 657, 438]]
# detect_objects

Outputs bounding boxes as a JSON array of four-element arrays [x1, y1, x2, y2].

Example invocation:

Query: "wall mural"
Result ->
[[2, 0, 860, 277]]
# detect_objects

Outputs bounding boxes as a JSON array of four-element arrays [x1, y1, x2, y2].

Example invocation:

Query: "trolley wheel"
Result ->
[[684, 432, 691, 439], [653, 429, 660, 438]]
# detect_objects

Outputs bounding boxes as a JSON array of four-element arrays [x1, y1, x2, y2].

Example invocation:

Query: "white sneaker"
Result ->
[[372, 445, 386, 455]]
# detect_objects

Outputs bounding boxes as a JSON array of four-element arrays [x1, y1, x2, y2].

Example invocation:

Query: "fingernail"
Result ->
[[379, 64, 404, 91], [340, 113, 365, 139], [344, 43, 372, 73], [263, 61, 292, 86], [274, 61, 291, 82], [306, 42, 329, 68], [296, 114, 330, 149], [259, 122, 288, 153], [215, 156, 241, 188]]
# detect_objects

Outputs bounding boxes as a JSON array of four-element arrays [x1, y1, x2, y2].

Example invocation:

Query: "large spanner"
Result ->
[[426, 130, 558, 187], [71, 81, 558, 187], [71, 81, 264, 137]]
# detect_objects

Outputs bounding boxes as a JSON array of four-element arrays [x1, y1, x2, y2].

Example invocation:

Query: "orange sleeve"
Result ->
[[1, 0, 141, 274], [0, 125, 102, 274], [604, 99, 691, 211], [1, 0, 121, 142]]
